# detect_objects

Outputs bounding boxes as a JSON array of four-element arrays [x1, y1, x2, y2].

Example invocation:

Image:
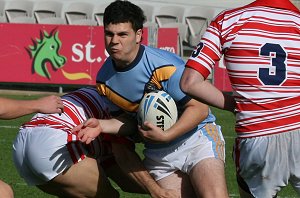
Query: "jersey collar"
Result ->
[[248, 0, 299, 13], [112, 45, 145, 72]]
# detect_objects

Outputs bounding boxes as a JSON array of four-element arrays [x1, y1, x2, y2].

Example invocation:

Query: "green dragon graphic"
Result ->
[[27, 29, 66, 79]]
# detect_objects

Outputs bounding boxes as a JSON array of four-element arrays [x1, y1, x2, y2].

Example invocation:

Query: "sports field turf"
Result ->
[[0, 93, 298, 198]]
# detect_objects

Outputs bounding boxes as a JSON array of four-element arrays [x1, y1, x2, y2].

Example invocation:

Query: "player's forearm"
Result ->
[[0, 95, 63, 119], [112, 143, 163, 196], [194, 80, 235, 112], [0, 98, 37, 119], [166, 100, 209, 141], [99, 115, 138, 136], [180, 68, 235, 112], [113, 144, 151, 190], [126, 167, 162, 196], [129, 170, 165, 197], [99, 119, 123, 134]]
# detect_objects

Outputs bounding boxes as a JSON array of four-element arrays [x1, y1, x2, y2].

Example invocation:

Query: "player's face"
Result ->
[[104, 22, 142, 69]]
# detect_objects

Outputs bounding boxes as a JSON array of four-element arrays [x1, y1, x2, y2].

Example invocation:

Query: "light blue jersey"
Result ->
[[96, 45, 216, 148]]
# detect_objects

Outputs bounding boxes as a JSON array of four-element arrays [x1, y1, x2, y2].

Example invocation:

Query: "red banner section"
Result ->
[[0, 23, 231, 92], [157, 28, 178, 54], [0, 23, 152, 85]]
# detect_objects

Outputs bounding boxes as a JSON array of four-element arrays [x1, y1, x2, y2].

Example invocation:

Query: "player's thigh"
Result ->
[[157, 170, 196, 198], [37, 157, 119, 198], [189, 157, 228, 198]]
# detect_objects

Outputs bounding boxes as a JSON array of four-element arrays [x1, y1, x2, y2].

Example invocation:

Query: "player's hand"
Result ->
[[138, 121, 170, 143], [71, 118, 102, 144], [36, 95, 64, 114]]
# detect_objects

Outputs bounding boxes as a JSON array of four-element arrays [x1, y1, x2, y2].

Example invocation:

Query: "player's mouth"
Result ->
[[110, 48, 119, 53]]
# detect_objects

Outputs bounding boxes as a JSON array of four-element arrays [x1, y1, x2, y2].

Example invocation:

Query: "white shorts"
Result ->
[[143, 123, 225, 181], [13, 127, 113, 186], [234, 129, 300, 197]]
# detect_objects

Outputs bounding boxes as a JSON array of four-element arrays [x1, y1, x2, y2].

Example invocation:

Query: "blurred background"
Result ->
[[0, 0, 298, 94]]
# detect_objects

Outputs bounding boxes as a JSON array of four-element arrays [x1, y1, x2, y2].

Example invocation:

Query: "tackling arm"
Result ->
[[0, 95, 63, 119], [111, 142, 179, 198], [100, 113, 138, 136], [72, 114, 138, 144]]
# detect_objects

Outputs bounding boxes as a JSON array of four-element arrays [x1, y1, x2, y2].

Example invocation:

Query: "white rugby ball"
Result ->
[[137, 90, 178, 131]]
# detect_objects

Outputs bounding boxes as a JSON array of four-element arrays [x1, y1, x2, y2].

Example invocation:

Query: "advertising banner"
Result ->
[[0, 23, 150, 85], [0, 23, 230, 92], [157, 27, 178, 54]]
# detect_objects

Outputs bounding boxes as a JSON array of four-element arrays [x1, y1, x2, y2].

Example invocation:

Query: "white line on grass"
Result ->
[[0, 125, 19, 129], [224, 136, 236, 139]]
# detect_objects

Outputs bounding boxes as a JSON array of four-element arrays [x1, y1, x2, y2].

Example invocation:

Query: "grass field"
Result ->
[[0, 93, 299, 198]]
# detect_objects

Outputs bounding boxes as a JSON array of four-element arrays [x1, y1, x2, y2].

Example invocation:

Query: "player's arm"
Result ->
[[72, 115, 138, 144], [180, 67, 236, 112], [111, 142, 179, 198], [0, 95, 63, 119], [100, 113, 138, 135], [165, 98, 209, 140]]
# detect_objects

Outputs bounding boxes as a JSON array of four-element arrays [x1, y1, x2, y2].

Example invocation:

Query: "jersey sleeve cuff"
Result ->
[[185, 59, 211, 79]]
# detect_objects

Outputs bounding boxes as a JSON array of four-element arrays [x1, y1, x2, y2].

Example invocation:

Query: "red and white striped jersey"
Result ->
[[186, 0, 300, 138], [22, 87, 111, 133], [21, 87, 133, 163]]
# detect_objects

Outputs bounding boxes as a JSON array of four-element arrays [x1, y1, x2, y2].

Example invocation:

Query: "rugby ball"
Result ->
[[137, 90, 178, 131]]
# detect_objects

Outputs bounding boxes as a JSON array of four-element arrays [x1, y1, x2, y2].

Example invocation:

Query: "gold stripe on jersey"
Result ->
[[150, 66, 177, 89], [96, 83, 106, 96], [97, 83, 139, 112], [96, 66, 176, 113]]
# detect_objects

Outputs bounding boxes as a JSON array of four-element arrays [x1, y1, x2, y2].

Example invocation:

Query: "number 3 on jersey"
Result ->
[[259, 43, 287, 86]]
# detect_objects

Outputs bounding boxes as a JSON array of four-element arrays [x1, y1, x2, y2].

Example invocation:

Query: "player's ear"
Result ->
[[136, 29, 142, 43]]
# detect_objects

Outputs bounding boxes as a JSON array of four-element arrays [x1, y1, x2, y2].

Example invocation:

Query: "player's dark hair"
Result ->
[[103, 0, 146, 31]]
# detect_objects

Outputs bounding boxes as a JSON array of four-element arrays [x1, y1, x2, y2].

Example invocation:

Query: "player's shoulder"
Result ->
[[144, 45, 180, 58], [96, 57, 114, 81], [143, 45, 185, 66]]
